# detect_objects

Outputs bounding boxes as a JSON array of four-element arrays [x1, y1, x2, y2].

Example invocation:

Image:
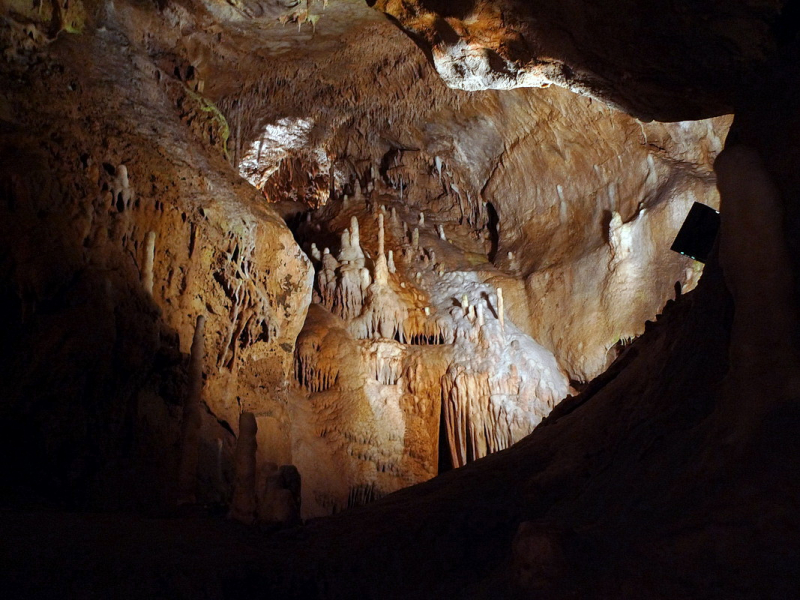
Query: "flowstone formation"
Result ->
[[290, 173, 570, 515], [275, 101, 726, 516]]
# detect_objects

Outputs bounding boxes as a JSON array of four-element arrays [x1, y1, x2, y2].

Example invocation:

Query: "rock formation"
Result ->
[[1, 0, 798, 598], [177, 314, 205, 506], [229, 411, 258, 524], [0, 0, 728, 516]]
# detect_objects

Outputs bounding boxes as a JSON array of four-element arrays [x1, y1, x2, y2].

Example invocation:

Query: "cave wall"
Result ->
[[0, 0, 731, 513], [0, 0, 734, 517], [1, 0, 799, 598], [0, 4, 313, 508]]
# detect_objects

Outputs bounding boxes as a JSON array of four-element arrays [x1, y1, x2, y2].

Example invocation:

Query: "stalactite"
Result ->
[[295, 337, 341, 392], [347, 483, 381, 508], [142, 231, 156, 295], [332, 265, 366, 319], [177, 315, 205, 506]]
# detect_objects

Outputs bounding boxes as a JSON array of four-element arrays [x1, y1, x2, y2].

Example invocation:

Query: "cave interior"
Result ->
[[1, 0, 799, 598]]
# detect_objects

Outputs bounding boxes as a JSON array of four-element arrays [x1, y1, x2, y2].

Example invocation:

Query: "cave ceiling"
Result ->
[[374, 0, 793, 121]]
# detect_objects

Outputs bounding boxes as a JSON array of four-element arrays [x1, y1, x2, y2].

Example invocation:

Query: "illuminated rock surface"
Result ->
[[0, 0, 798, 598]]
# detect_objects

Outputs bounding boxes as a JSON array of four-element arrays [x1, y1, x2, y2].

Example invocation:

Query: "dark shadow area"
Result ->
[[486, 201, 500, 262]]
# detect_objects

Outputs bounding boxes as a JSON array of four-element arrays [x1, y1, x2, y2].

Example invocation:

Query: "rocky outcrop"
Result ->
[[374, 0, 790, 121], [0, 8, 313, 509], [1, 0, 799, 598], [0, 0, 730, 513]]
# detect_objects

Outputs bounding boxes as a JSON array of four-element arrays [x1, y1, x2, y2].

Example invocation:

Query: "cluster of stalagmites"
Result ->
[[106, 163, 298, 523], [174, 318, 301, 526], [229, 412, 302, 527], [297, 167, 570, 470]]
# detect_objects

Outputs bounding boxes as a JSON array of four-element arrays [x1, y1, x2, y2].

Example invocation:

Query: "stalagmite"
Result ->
[[468, 304, 476, 322], [354, 179, 363, 201], [142, 231, 156, 295], [412, 227, 419, 248], [418, 212, 425, 226], [337, 222, 366, 268], [477, 303, 485, 327], [390, 207, 398, 223], [229, 411, 258, 524], [310, 243, 322, 262], [377, 213, 385, 256], [177, 315, 205, 506], [339, 229, 351, 260], [497, 288, 505, 330], [461, 294, 469, 312], [114, 164, 132, 208], [361, 267, 372, 290], [438, 224, 446, 241], [373, 215, 390, 286], [387, 250, 396, 274]]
